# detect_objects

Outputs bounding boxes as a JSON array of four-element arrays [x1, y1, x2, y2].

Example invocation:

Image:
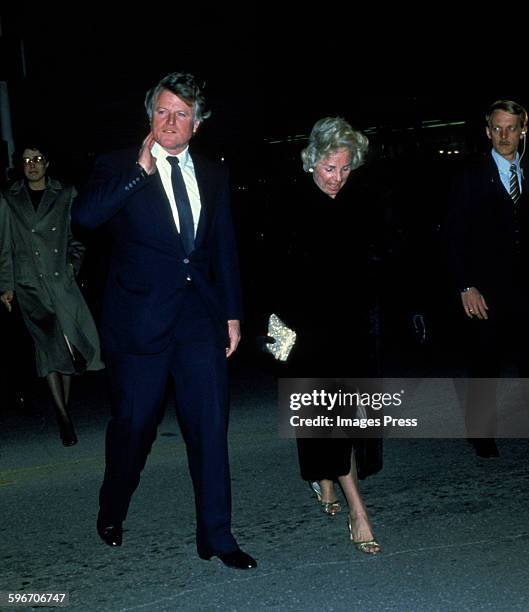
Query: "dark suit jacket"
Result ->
[[72, 149, 242, 354], [445, 154, 529, 309]]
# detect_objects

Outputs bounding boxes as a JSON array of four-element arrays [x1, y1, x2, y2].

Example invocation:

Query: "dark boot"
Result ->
[[56, 412, 78, 447]]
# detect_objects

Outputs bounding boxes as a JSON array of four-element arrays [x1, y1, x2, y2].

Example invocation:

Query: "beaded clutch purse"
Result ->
[[265, 313, 297, 361]]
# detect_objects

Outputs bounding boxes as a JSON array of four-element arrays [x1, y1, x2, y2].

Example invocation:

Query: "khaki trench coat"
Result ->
[[0, 179, 104, 376]]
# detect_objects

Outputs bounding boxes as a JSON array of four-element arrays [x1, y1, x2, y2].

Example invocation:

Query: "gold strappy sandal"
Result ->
[[347, 515, 381, 554], [310, 481, 341, 516]]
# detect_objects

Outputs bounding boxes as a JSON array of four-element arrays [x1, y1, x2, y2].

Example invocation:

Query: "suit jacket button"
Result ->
[[183, 258, 189, 264]]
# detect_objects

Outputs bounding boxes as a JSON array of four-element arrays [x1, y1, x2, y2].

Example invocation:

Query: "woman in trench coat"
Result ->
[[0, 145, 104, 445]]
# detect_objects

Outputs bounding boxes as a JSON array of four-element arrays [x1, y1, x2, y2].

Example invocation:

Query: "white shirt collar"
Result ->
[[151, 142, 191, 168], [491, 148, 520, 172]]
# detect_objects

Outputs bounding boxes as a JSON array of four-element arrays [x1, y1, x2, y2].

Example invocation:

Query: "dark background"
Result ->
[[1, 11, 528, 375], [2, 12, 526, 175]]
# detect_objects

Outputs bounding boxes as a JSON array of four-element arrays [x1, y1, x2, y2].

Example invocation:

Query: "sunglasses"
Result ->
[[22, 155, 45, 165]]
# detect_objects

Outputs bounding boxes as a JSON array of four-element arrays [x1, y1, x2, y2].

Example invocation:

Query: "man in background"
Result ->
[[446, 100, 529, 457]]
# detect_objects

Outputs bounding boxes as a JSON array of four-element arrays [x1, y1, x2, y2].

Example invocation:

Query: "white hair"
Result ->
[[301, 116, 368, 172]]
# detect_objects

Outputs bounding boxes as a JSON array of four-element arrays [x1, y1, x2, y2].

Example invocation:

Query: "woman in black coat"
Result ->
[[271, 117, 380, 554]]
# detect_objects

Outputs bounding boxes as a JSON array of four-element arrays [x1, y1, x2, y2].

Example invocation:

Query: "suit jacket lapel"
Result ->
[[146, 153, 214, 253], [192, 155, 212, 249], [487, 155, 512, 203], [147, 172, 188, 253]]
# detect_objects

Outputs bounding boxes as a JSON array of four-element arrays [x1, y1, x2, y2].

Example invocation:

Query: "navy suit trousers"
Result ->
[[99, 285, 237, 556]]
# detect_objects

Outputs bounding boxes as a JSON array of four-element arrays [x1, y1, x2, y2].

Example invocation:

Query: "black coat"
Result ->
[[269, 176, 377, 376]]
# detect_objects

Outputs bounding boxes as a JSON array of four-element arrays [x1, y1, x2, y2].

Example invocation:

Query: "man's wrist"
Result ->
[[136, 162, 150, 179]]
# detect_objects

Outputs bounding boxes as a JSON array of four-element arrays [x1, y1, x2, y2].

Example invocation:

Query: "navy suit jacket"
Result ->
[[445, 154, 529, 308], [72, 149, 243, 354]]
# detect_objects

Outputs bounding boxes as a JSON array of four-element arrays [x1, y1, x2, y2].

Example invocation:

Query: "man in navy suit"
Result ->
[[73, 72, 256, 569], [446, 99, 529, 458]]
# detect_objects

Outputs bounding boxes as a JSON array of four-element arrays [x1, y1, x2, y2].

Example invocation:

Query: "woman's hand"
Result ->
[[0, 290, 14, 313]]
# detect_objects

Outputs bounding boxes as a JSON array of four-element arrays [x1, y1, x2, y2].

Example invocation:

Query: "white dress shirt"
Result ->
[[151, 142, 201, 235]]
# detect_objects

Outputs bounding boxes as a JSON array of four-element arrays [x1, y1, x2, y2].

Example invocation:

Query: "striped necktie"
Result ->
[[510, 163, 521, 205]]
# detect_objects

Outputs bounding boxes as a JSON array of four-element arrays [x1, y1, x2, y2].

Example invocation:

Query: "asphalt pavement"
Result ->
[[1, 361, 529, 611]]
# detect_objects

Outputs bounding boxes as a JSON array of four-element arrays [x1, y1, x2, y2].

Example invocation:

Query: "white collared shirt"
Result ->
[[151, 142, 201, 235]]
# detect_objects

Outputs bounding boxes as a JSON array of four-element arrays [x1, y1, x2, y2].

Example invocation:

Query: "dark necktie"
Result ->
[[510, 163, 521, 205], [167, 156, 195, 254]]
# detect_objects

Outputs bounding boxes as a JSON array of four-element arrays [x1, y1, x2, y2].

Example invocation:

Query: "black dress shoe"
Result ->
[[201, 549, 257, 569], [469, 438, 499, 458], [97, 513, 123, 547]]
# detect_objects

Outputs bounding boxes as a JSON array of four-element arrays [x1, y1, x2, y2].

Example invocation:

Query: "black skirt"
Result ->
[[285, 322, 382, 481]]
